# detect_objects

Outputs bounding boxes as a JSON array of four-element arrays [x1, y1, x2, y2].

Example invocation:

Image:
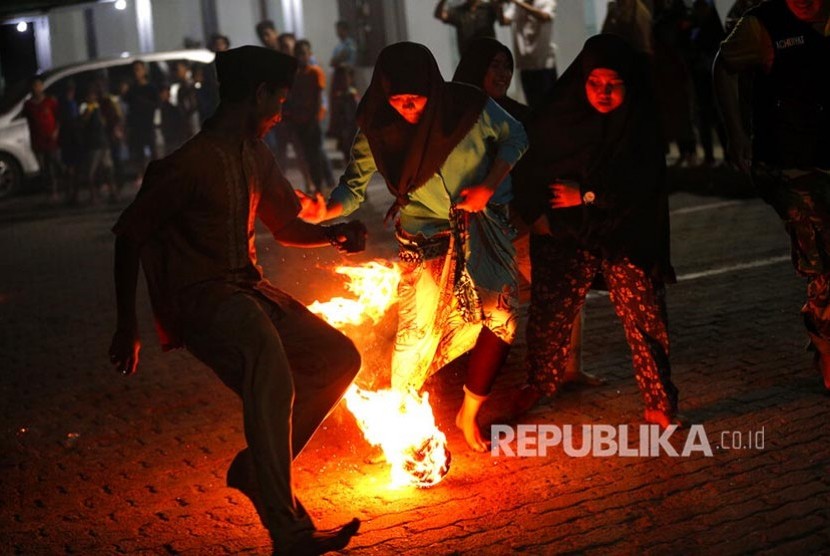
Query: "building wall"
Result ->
[[91, 1, 141, 59], [215, 0, 262, 48], [296, 1, 339, 69], [48, 10, 87, 68], [152, 0, 204, 51]]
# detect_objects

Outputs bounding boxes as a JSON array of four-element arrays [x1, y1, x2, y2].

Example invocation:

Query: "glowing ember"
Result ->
[[307, 261, 451, 487], [344, 385, 450, 488], [307, 261, 400, 328]]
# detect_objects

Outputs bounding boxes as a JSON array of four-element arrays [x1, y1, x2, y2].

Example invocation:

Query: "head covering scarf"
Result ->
[[451, 37, 530, 123], [513, 34, 673, 280], [356, 42, 488, 208]]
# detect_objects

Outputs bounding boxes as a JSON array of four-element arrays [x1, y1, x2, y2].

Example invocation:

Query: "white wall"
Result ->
[[152, 0, 204, 50], [92, 1, 141, 58], [215, 0, 262, 48], [297, 0, 339, 66], [48, 10, 87, 68]]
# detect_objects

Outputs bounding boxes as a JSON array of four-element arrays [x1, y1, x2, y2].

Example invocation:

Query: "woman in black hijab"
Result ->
[[513, 34, 679, 428], [302, 42, 529, 451], [452, 37, 602, 387], [452, 37, 530, 123]]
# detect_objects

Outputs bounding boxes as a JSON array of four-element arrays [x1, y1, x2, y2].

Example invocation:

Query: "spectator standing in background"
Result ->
[[170, 61, 199, 136], [24, 77, 62, 200], [124, 60, 158, 175], [289, 40, 332, 194], [255, 20, 280, 51], [652, 0, 698, 166], [688, 0, 727, 166], [329, 66, 360, 166], [78, 84, 115, 204], [58, 80, 83, 203], [434, 0, 508, 55], [278, 33, 297, 56], [501, 0, 558, 110], [329, 21, 359, 161], [158, 84, 190, 156], [209, 33, 230, 53]]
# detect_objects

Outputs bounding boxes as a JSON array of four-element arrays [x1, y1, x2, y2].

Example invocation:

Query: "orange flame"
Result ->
[[344, 386, 450, 488], [307, 261, 400, 328], [308, 261, 451, 487]]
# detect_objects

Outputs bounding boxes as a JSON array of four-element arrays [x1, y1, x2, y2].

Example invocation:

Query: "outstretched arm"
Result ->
[[109, 234, 142, 376], [509, 0, 553, 22], [272, 217, 366, 254]]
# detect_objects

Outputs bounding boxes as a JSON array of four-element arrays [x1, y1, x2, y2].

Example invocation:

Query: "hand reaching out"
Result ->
[[456, 184, 495, 213], [549, 182, 583, 209], [295, 190, 328, 223]]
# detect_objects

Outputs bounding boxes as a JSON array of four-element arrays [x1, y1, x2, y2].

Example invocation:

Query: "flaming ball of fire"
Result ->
[[345, 386, 451, 488], [307, 261, 451, 487]]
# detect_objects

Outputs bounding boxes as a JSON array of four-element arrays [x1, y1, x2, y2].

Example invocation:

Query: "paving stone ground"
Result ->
[[1, 165, 828, 555]]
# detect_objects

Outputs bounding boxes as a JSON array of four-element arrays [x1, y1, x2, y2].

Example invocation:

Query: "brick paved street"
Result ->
[[2, 165, 829, 555]]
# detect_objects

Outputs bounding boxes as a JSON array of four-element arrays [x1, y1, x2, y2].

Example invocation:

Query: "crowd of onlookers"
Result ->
[[23, 40, 225, 205], [21, 17, 360, 204], [22, 0, 764, 205]]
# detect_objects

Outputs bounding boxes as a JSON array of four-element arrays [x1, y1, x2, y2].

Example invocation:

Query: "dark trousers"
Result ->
[[520, 68, 558, 111], [295, 120, 328, 193], [526, 235, 678, 415], [182, 285, 361, 546]]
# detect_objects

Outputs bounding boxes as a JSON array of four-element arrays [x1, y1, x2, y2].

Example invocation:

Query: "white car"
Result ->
[[0, 49, 214, 199]]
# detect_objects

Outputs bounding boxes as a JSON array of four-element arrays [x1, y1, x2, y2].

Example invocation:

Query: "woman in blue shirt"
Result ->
[[302, 42, 528, 452]]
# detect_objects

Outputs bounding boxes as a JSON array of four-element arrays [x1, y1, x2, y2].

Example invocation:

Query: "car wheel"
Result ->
[[0, 153, 22, 200]]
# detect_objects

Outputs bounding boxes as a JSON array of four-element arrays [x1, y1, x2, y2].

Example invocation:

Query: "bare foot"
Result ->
[[644, 409, 685, 430], [455, 406, 489, 453]]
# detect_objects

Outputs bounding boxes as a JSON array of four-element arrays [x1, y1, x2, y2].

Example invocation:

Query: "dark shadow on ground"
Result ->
[[666, 164, 756, 199]]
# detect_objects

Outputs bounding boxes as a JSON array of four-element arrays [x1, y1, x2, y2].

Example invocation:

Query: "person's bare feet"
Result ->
[[455, 389, 489, 452], [455, 407, 488, 452]]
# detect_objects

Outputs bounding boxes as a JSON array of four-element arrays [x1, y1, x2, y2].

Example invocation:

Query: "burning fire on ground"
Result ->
[[307, 261, 451, 488]]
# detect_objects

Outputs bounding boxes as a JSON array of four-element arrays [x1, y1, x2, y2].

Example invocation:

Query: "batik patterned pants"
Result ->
[[526, 235, 678, 415], [753, 168, 830, 354]]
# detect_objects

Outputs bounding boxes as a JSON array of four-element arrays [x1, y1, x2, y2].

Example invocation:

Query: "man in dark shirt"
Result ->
[[434, 0, 508, 55], [109, 46, 365, 554]]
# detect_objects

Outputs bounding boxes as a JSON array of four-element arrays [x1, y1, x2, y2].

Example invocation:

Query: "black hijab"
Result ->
[[356, 42, 488, 208], [451, 37, 530, 123], [513, 34, 672, 279]]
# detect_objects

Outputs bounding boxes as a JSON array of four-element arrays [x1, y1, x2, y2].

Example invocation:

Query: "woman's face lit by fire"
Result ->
[[388, 94, 429, 124], [785, 0, 826, 21], [584, 68, 626, 114]]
